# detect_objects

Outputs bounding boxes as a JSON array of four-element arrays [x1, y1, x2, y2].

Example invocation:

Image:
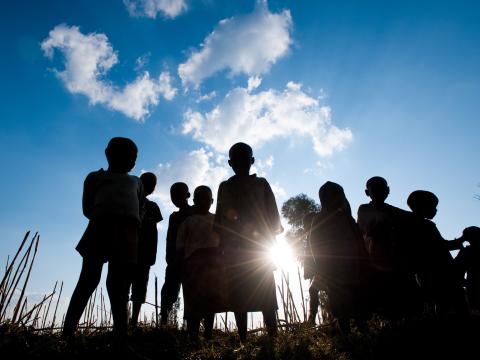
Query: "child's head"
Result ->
[[319, 181, 350, 213], [193, 186, 213, 214], [140, 172, 157, 196], [365, 176, 389, 204], [407, 190, 438, 220], [228, 142, 254, 176], [170, 182, 190, 209], [105, 137, 138, 173], [463, 226, 480, 247]]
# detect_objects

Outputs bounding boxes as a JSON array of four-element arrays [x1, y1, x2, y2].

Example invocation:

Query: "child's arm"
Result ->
[[176, 221, 187, 260], [213, 182, 225, 248], [262, 179, 283, 236], [82, 173, 96, 219]]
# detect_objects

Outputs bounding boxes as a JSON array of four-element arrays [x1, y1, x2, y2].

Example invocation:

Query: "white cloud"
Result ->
[[247, 76, 262, 92], [124, 0, 187, 19], [150, 148, 230, 213], [134, 52, 151, 71], [41, 24, 176, 121], [182, 82, 353, 157], [178, 0, 292, 86], [196, 91, 217, 103]]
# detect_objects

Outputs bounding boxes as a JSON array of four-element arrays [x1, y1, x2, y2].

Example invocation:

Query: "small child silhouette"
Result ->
[[407, 190, 467, 315], [455, 226, 480, 311], [129, 172, 163, 327], [177, 186, 226, 341], [160, 182, 194, 324], [214, 142, 283, 342], [63, 137, 144, 339], [357, 176, 421, 318]]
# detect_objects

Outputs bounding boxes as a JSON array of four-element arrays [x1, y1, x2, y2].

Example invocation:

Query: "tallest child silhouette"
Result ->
[[214, 142, 283, 342], [63, 137, 144, 339]]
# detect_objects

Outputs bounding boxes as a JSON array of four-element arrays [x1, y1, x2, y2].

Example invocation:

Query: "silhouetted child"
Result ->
[[129, 172, 163, 327], [160, 182, 194, 325], [357, 176, 421, 318], [407, 190, 467, 315], [214, 142, 283, 342], [63, 137, 144, 339], [455, 226, 480, 311], [308, 181, 368, 332], [177, 186, 226, 341]]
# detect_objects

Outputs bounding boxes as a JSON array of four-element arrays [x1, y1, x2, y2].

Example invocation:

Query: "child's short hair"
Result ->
[[105, 137, 137, 161], [170, 182, 189, 197], [140, 172, 157, 194], [407, 190, 438, 212], [366, 176, 388, 190], [194, 185, 212, 199], [229, 142, 253, 159]]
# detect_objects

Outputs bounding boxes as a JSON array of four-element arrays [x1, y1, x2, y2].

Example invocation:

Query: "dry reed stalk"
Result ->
[[11, 234, 40, 324], [155, 276, 159, 327], [0, 231, 31, 294], [51, 281, 63, 330], [0, 233, 36, 320], [41, 281, 57, 329], [276, 284, 289, 324], [297, 266, 307, 321]]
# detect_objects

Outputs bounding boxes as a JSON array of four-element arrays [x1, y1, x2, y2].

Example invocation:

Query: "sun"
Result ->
[[268, 235, 297, 271]]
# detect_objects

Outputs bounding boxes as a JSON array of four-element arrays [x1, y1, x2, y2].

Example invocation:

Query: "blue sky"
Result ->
[[1, 0, 479, 316]]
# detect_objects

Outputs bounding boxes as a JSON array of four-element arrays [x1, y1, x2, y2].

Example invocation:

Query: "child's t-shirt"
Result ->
[[82, 169, 145, 222], [176, 213, 219, 260]]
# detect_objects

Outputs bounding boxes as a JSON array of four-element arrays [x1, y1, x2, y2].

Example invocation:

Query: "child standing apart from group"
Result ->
[[63, 137, 144, 340]]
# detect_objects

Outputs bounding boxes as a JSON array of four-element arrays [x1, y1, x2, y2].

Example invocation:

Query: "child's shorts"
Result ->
[[130, 264, 150, 303]]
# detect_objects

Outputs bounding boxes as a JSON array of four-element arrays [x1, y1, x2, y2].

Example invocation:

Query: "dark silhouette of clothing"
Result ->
[[412, 216, 467, 315], [160, 205, 194, 323], [357, 202, 422, 317], [309, 182, 369, 331], [129, 198, 162, 326], [214, 174, 282, 340], [64, 167, 144, 338], [455, 244, 480, 310]]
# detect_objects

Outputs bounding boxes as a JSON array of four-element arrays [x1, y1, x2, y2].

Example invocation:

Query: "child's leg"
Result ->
[[106, 261, 131, 338], [263, 310, 277, 338], [130, 265, 150, 327], [234, 312, 248, 342], [187, 315, 201, 342], [309, 283, 320, 324], [63, 258, 103, 337], [203, 313, 215, 340], [160, 262, 181, 324]]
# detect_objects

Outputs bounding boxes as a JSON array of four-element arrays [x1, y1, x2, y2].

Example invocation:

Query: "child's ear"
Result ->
[[228, 159, 232, 168], [387, 186, 390, 195], [365, 189, 370, 197], [211, 198, 214, 204], [187, 192, 191, 199], [251, 157, 255, 165]]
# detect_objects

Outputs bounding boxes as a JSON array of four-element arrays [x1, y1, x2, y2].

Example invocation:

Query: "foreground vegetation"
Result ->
[[1, 315, 480, 359]]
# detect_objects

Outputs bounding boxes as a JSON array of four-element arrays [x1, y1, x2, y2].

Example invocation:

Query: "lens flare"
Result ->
[[269, 236, 297, 270]]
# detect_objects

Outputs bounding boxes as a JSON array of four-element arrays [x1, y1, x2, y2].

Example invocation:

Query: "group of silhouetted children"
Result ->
[[62, 137, 480, 343], [63, 138, 282, 343], [305, 177, 480, 332]]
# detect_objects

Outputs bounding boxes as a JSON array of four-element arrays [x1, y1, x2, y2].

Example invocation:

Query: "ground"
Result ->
[[1, 316, 479, 359]]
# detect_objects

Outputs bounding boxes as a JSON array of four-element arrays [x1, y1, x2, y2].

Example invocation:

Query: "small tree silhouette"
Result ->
[[281, 194, 320, 256]]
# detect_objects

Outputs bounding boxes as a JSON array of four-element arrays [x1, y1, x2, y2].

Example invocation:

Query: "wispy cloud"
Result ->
[[41, 24, 176, 121], [182, 81, 353, 156], [178, 0, 292, 87], [124, 0, 187, 19]]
